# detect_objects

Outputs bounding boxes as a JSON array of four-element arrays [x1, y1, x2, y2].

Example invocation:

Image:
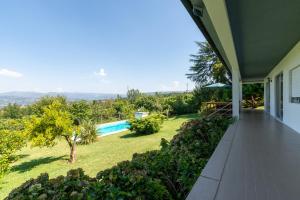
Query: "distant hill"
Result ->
[[0, 92, 124, 107]]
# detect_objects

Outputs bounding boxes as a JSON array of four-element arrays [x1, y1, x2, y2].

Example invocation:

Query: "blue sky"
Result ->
[[0, 0, 204, 94]]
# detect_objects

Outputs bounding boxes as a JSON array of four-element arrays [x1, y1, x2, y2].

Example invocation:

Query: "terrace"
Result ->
[[188, 109, 300, 199], [182, 0, 300, 199]]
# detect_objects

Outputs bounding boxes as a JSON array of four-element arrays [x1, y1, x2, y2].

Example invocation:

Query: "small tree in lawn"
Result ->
[[25, 100, 80, 163]]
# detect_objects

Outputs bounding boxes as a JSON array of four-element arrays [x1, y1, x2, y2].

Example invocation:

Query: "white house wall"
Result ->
[[265, 41, 300, 133]]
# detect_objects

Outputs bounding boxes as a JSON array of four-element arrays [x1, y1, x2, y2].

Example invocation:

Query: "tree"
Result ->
[[0, 119, 25, 178], [68, 100, 91, 122], [166, 94, 197, 115], [113, 99, 134, 119], [161, 100, 172, 119], [1, 103, 23, 119], [186, 42, 231, 86], [127, 89, 141, 103], [25, 100, 79, 163], [30, 96, 67, 116], [135, 95, 162, 112]]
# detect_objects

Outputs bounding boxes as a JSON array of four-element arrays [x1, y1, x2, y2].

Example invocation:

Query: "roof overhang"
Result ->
[[181, 0, 300, 81]]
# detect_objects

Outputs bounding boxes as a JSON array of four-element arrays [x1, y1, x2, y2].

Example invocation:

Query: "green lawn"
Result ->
[[0, 113, 199, 199], [255, 106, 265, 110]]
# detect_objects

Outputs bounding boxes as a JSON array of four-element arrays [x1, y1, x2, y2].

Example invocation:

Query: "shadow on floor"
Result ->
[[11, 156, 67, 173]]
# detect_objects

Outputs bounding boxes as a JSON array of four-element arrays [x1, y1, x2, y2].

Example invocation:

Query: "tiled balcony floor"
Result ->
[[187, 110, 300, 200]]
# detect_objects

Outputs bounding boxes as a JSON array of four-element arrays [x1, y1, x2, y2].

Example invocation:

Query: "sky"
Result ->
[[0, 0, 204, 94]]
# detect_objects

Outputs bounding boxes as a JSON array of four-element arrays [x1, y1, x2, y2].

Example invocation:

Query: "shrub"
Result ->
[[6, 115, 232, 200], [6, 168, 96, 200], [78, 120, 97, 145], [166, 94, 198, 115], [0, 119, 25, 179], [129, 114, 165, 135]]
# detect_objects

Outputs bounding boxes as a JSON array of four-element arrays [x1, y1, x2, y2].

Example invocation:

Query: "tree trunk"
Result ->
[[251, 95, 256, 108], [69, 143, 76, 163], [65, 136, 76, 163]]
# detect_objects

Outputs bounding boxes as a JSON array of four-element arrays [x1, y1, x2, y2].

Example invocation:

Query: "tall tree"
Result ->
[[127, 89, 141, 103], [186, 42, 231, 86], [25, 100, 79, 163]]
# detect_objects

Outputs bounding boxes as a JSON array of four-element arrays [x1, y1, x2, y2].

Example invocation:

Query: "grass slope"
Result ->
[[0, 114, 199, 199]]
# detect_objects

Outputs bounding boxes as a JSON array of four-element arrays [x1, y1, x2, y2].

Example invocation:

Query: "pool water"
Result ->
[[97, 120, 130, 136]]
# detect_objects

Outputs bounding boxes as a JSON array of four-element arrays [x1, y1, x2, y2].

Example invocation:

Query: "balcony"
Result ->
[[187, 109, 300, 200]]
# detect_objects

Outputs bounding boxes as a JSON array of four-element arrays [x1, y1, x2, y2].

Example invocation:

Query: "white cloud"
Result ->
[[0, 68, 23, 78], [94, 68, 107, 77]]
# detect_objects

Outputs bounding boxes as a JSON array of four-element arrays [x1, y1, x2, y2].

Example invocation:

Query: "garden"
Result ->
[[0, 113, 198, 199], [4, 113, 232, 199], [0, 41, 263, 199]]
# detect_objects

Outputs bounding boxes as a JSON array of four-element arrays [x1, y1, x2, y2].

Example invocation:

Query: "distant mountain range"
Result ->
[[0, 91, 124, 107]]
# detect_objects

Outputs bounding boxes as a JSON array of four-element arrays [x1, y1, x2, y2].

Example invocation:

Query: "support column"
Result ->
[[240, 82, 243, 110], [232, 70, 240, 119]]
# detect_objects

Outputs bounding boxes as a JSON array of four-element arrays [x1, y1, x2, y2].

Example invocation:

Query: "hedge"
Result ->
[[6, 114, 232, 200]]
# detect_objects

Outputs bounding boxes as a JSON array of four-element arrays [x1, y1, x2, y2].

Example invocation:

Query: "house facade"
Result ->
[[182, 0, 300, 133], [265, 42, 300, 132], [181, 0, 300, 199]]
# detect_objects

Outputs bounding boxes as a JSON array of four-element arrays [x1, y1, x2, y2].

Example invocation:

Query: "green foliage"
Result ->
[[1, 114, 195, 198], [68, 100, 92, 122], [1, 103, 23, 119], [135, 95, 163, 112], [25, 100, 73, 148], [129, 114, 165, 135], [127, 89, 142, 103], [186, 41, 231, 86], [7, 115, 232, 200], [30, 96, 67, 116], [193, 86, 232, 113], [78, 120, 97, 145], [90, 100, 118, 123], [166, 94, 197, 115], [113, 99, 135, 120], [6, 169, 96, 200], [93, 161, 172, 199], [0, 119, 25, 179], [25, 99, 80, 163], [242, 83, 264, 108]]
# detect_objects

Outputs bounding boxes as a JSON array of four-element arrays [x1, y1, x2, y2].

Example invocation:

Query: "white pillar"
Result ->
[[232, 70, 240, 119], [240, 82, 243, 110]]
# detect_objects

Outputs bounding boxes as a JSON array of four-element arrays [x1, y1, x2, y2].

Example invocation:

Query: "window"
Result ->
[[290, 66, 300, 103]]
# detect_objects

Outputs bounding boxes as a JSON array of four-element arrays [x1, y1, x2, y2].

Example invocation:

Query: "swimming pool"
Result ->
[[96, 120, 130, 136]]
